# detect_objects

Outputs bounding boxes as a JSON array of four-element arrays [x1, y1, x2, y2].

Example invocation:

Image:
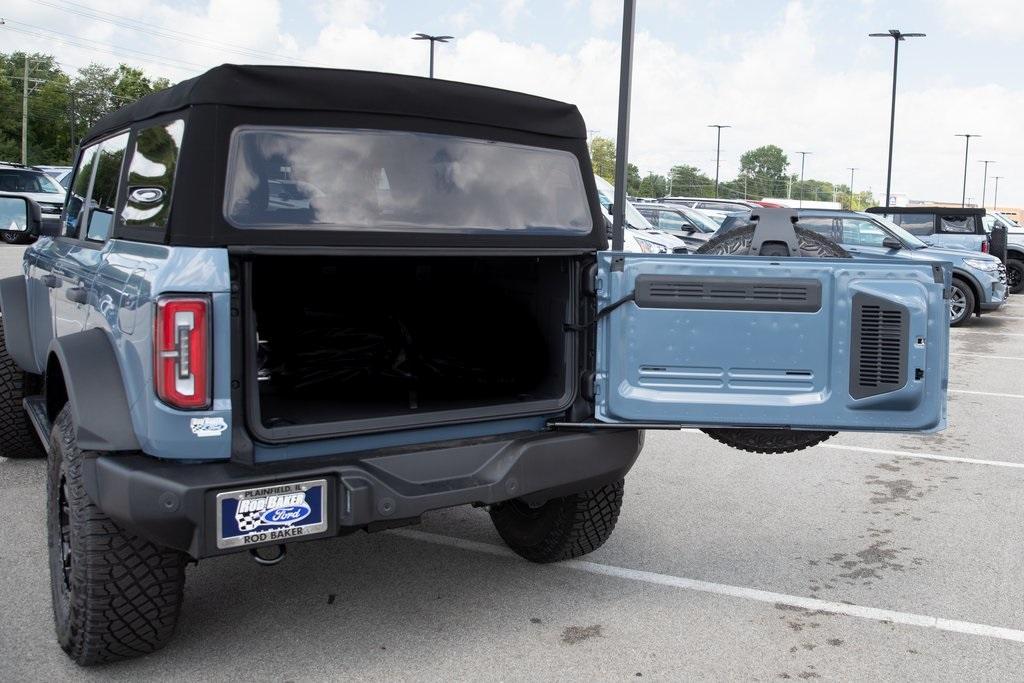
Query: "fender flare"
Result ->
[[0, 275, 42, 374], [47, 329, 140, 451], [951, 269, 983, 313]]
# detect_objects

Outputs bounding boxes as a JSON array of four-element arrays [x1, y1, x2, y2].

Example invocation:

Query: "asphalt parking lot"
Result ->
[[1, 243, 1022, 680]]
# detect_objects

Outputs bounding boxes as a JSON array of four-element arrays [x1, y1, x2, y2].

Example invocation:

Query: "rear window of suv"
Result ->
[[0, 169, 62, 194], [223, 127, 593, 234]]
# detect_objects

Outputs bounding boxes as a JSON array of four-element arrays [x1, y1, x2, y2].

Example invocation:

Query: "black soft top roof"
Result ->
[[84, 64, 586, 143], [866, 206, 986, 216]]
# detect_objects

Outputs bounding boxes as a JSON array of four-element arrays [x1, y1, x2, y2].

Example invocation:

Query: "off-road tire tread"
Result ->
[[48, 405, 187, 665], [701, 428, 838, 454], [0, 322, 44, 459], [490, 480, 624, 564], [696, 224, 852, 258]]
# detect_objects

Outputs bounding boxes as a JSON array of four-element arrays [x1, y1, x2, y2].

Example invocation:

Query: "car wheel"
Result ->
[[0, 321, 45, 459], [489, 479, 624, 563], [47, 405, 188, 665], [949, 278, 975, 326], [693, 224, 846, 454], [1007, 258, 1024, 295]]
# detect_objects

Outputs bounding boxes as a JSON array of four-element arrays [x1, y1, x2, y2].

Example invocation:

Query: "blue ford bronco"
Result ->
[[0, 65, 951, 665]]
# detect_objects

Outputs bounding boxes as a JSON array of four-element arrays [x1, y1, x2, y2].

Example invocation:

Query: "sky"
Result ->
[[3, 0, 1022, 206]]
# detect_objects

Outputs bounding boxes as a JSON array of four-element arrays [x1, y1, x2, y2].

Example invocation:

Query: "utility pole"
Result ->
[[795, 151, 811, 207], [955, 133, 980, 207], [978, 160, 995, 209], [21, 56, 29, 165], [707, 124, 730, 197], [992, 176, 1004, 211], [847, 167, 857, 207]]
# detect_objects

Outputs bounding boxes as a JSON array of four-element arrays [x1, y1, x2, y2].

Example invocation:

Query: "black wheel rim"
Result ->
[[58, 475, 72, 591], [1009, 266, 1023, 291]]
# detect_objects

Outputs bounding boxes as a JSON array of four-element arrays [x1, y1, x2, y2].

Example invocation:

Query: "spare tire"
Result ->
[[695, 223, 850, 454]]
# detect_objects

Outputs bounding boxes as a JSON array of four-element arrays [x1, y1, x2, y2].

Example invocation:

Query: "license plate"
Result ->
[[216, 479, 328, 549]]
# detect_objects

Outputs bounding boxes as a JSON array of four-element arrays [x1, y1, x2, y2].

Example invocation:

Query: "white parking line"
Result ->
[[949, 388, 1024, 399], [392, 529, 1024, 644], [991, 315, 1024, 320], [821, 443, 1024, 469], [954, 331, 1024, 338], [949, 352, 1024, 361]]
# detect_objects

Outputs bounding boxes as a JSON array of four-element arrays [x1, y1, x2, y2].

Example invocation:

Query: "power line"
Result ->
[[30, 0, 330, 67]]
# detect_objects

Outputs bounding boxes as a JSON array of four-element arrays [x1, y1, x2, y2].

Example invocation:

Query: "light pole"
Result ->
[[412, 33, 453, 78], [955, 133, 980, 207], [992, 176, 1004, 211], [979, 160, 995, 209], [708, 124, 730, 197], [795, 151, 811, 207], [870, 29, 925, 207], [848, 167, 857, 208], [610, 0, 637, 251]]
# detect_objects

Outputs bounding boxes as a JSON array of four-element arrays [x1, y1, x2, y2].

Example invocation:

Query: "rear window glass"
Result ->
[[223, 127, 592, 234], [939, 215, 976, 234], [894, 213, 935, 236]]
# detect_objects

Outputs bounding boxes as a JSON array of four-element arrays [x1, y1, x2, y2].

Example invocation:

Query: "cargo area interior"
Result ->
[[246, 255, 574, 437]]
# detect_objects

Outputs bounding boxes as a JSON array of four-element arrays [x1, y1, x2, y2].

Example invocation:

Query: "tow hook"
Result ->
[[250, 544, 287, 566]]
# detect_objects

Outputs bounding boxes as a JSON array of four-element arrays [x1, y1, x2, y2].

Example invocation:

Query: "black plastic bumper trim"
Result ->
[[81, 429, 642, 559]]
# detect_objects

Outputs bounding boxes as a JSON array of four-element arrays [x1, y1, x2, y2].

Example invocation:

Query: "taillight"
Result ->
[[154, 296, 210, 409], [981, 240, 989, 253]]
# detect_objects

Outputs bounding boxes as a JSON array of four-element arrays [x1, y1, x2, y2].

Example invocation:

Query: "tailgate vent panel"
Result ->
[[635, 275, 821, 312], [851, 293, 908, 399]]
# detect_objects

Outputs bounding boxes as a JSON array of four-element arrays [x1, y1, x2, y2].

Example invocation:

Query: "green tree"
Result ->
[[637, 172, 667, 198], [739, 144, 789, 197], [589, 136, 615, 182], [626, 163, 641, 196], [668, 164, 714, 197]]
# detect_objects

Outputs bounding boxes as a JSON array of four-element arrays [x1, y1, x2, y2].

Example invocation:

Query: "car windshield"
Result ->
[[592, 175, 655, 230], [867, 214, 928, 249], [0, 169, 62, 194], [678, 207, 722, 233]]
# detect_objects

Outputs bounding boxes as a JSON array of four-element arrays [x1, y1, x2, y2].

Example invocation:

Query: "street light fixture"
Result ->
[[978, 160, 995, 209], [955, 133, 980, 207], [412, 33, 453, 78], [992, 176, 1004, 211], [708, 124, 730, 198], [869, 29, 925, 207], [847, 167, 858, 208], [795, 151, 811, 207]]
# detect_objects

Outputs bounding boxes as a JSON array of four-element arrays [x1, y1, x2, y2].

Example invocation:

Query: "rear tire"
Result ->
[[47, 405, 188, 665], [949, 278, 975, 327], [694, 224, 848, 454], [0, 321, 45, 459], [489, 480, 624, 563], [1006, 258, 1023, 295]]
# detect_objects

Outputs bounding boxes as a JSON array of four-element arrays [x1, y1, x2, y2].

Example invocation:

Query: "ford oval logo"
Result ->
[[260, 504, 311, 526]]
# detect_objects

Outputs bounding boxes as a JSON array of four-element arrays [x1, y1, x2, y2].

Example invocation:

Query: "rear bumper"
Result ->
[[81, 429, 642, 559]]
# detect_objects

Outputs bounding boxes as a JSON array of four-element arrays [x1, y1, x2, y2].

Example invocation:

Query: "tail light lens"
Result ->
[[154, 296, 210, 409], [982, 240, 989, 253]]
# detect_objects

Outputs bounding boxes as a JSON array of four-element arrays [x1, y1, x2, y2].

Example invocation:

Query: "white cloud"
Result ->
[[940, 0, 1019, 37], [501, 0, 527, 26], [2, 0, 1021, 204]]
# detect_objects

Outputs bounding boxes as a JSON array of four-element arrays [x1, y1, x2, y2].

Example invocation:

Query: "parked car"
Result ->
[[0, 65, 950, 665], [798, 210, 1008, 325], [0, 162, 64, 242], [34, 165, 74, 189], [984, 211, 1023, 294], [865, 206, 1003, 259], [661, 195, 762, 212], [593, 176, 688, 253], [634, 202, 718, 250]]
